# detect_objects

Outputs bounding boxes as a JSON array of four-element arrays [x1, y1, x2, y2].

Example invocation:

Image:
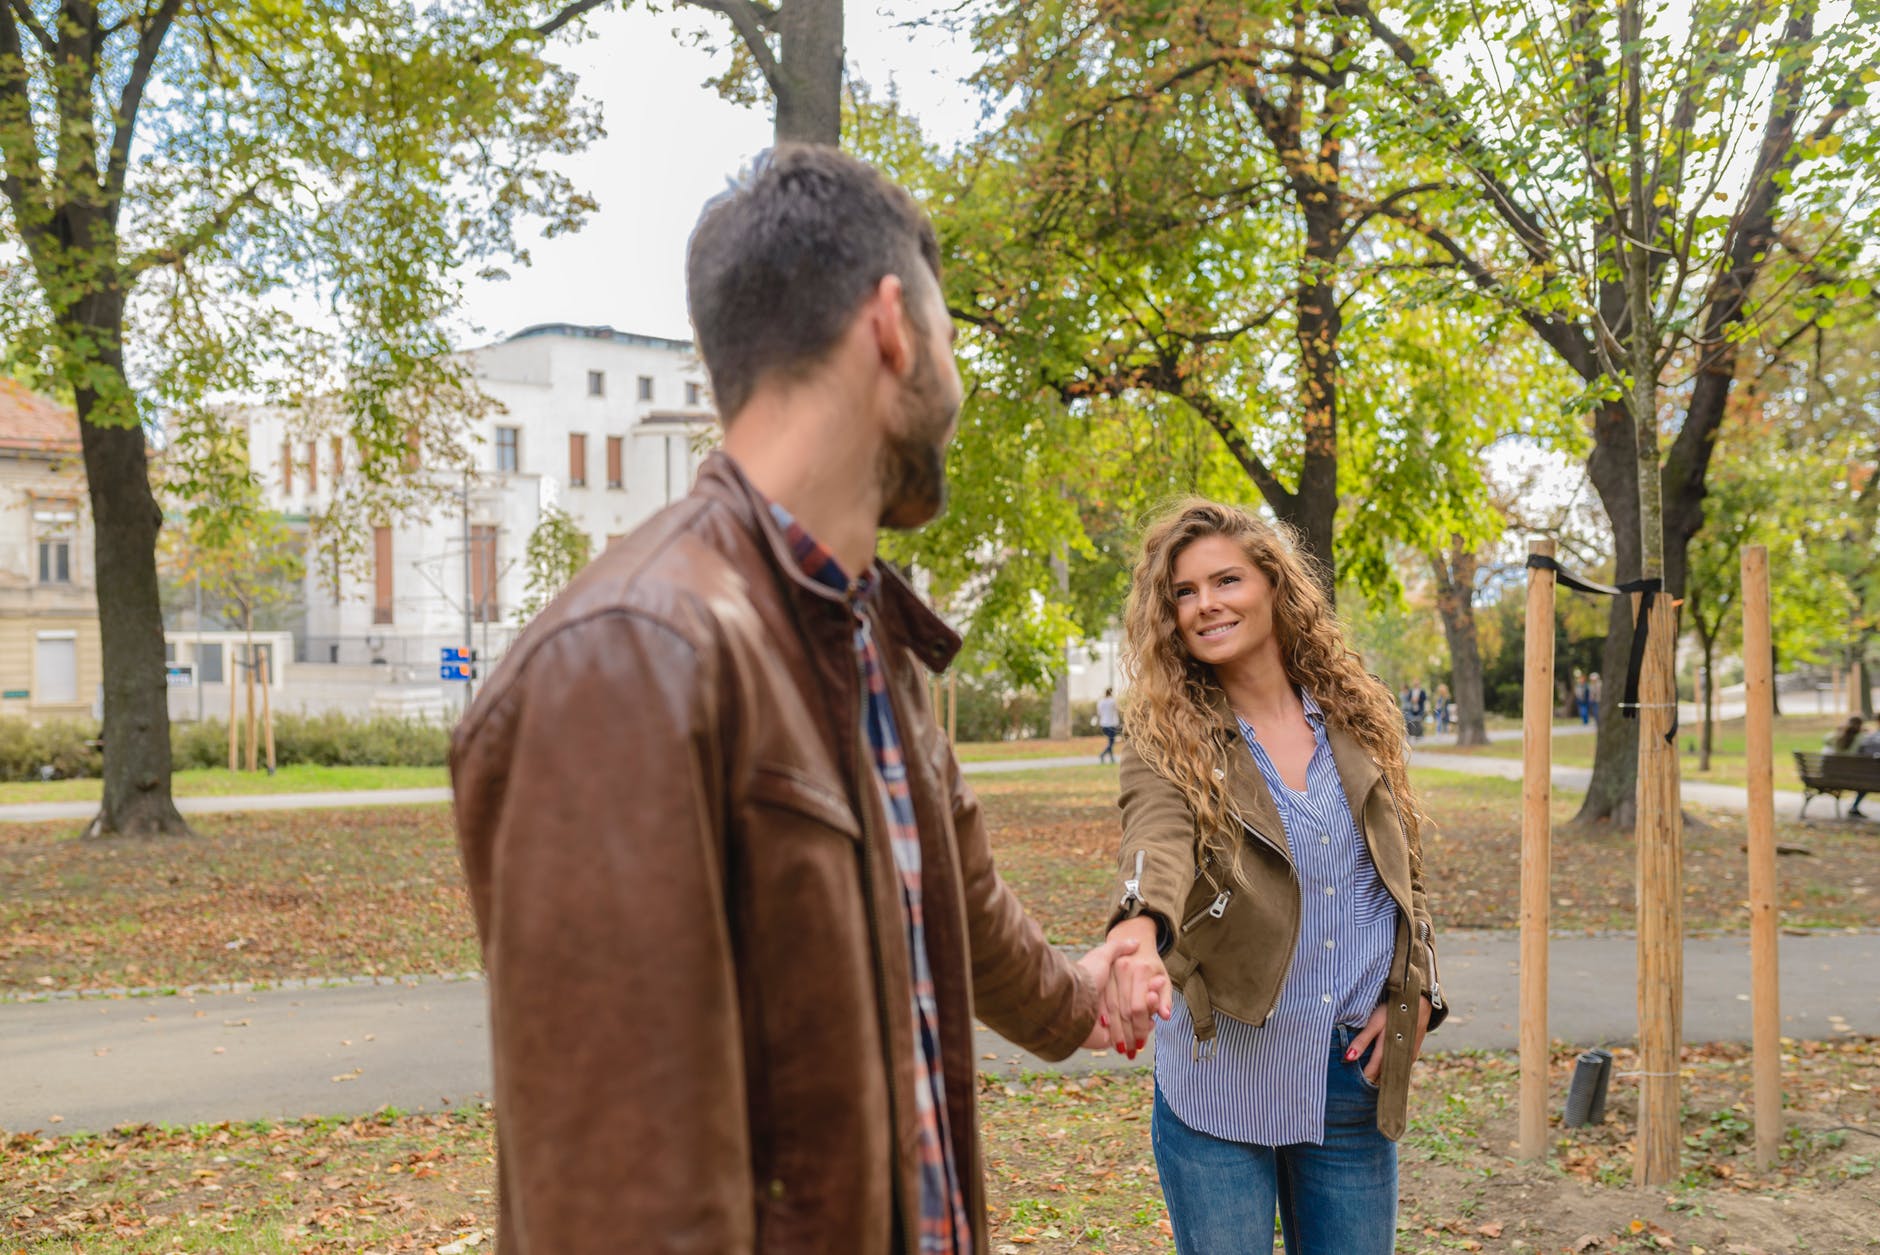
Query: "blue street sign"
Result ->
[[441, 662, 475, 682], [441, 646, 473, 664]]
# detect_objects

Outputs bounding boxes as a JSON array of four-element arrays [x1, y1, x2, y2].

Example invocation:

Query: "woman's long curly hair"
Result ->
[[1122, 498, 1424, 883]]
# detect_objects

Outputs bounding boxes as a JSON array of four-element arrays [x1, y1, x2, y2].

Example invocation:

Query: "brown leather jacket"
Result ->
[[1108, 695, 1447, 1139], [452, 452, 1100, 1254]]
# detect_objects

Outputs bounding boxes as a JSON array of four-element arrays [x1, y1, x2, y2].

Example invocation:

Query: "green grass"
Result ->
[[0, 764, 448, 805], [1445, 712, 1848, 792]]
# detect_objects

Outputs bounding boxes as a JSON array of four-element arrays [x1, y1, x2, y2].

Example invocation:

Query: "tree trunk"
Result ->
[[1049, 547, 1071, 740], [1860, 649, 1875, 720], [1429, 543, 1489, 746], [774, 0, 843, 146], [1576, 399, 1642, 827], [76, 328, 188, 840]]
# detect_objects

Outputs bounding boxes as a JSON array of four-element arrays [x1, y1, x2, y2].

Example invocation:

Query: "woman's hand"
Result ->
[[1345, 995, 1434, 1084], [1105, 916, 1174, 1059]]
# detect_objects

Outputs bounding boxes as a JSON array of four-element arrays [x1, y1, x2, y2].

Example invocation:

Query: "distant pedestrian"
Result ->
[[1434, 683, 1452, 735], [1827, 715, 1863, 753], [1850, 724, 1880, 819], [1588, 672, 1601, 724], [1578, 673, 1593, 725], [1098, 687, 1121, 764]]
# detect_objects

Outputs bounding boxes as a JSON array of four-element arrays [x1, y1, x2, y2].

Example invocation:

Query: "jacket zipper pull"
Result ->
[[1120, 850, 1145, 910], [1207, 889, 1232, 918]]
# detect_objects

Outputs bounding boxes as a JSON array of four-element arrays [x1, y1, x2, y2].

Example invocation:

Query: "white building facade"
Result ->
[[248, 324, 715, 684]]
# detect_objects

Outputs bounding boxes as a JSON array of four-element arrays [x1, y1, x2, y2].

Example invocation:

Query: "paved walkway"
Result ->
[[3, 930, 1874, 1135]]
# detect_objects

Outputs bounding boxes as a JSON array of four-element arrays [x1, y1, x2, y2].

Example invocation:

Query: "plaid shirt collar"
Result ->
[[768, 502, 875, 606]]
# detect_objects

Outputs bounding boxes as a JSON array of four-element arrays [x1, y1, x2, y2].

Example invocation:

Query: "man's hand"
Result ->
[[1101, 917, 1173, 1059], [1345, 994, 1435, 1084], [1075, 931, 1158, 1052]]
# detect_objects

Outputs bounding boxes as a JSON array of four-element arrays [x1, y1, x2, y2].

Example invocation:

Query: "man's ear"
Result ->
[[869, 274, 915, 377]]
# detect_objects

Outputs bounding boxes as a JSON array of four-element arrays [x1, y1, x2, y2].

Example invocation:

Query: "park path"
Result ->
[[3, 930, 1874, 1135]]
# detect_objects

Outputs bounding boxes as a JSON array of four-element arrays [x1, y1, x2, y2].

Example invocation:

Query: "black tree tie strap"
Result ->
[[1524, 553, 1666, 733]]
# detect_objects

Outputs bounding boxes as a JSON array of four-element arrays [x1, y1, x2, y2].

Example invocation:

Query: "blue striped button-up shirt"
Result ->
[[1154, 690, 1399, 1146]]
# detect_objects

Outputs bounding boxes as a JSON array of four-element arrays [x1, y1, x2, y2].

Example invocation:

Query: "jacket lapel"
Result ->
[[1324, 722, 1383, 823], [1207, 692, 1290, 861]]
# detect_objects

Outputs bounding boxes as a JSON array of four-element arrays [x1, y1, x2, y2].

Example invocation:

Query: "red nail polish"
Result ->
[[1346, 1048, 1358, 1061]]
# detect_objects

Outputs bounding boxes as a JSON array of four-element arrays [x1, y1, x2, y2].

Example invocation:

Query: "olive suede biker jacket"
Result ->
[[451, 452, 1101, 1253], [1108, 699, 1447, 1140]]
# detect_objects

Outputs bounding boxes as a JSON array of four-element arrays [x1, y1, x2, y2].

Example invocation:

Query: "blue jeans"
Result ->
[[1100, 726, 1119, 762], [1151, 1026, 1397, 1255]]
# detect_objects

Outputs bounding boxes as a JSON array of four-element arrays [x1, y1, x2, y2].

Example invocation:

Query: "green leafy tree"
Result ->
[[1335, 0, 1879, 824], [0, 0, 599, 836], [518, 505, 593, 620]]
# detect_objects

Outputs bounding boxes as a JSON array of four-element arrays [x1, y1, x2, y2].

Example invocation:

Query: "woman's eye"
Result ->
[[1219, 575, 1239, 586], [1175, 588, 1193, 599]]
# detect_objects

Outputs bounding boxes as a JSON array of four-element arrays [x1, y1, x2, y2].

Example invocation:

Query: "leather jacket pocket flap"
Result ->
[[749, 763, 863, 841]]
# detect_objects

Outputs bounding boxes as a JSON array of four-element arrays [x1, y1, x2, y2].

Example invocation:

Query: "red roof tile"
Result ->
[[0, 378, 82, 454]]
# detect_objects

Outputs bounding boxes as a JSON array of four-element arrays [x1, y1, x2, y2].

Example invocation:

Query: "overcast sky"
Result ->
[[456, 4, 984, 346]]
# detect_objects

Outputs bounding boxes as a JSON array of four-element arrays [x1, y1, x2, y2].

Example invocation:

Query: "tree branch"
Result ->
[[532, 0, 611, 39], [125, 181, 267, 278], [0, 1, 53, 261], [6, 0, 50, 50], [679, 0, 783, 95], [1331, 181, 1449, 256], [104, 0, 183, 215], [1332, 0, 1556, 269]]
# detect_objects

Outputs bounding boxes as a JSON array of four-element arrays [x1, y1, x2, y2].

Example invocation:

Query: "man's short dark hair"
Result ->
[[686, 145, 943, 421]]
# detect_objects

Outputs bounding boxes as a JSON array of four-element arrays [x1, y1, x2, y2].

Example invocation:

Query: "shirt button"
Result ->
[[1322, 994, 1333, 1003], [1324, 886, 1336, 896], [1324, 939, 1336, 949], [1320, 836, 1330, 845]]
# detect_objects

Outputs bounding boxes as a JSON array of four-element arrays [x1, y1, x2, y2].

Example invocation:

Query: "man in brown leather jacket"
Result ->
[[451, 146, 1145, 1253]]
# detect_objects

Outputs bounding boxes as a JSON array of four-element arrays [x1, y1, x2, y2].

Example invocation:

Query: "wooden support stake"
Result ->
[[1634, 590, 1685, 1186], [1519, 539, 1556, 1161], [947, 671, 957, 746], [1742, 545, 1781, 1170], [227, 655, 239, 772], [260, 645, 278, 774], [244, 641, 259, 773]]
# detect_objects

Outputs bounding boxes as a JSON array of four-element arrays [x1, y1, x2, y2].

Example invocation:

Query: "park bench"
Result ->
[[1793, 752, 1880, 819]]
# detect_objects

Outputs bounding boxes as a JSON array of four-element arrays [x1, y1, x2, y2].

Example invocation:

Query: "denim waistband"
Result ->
[[1331, 1023, 1368, 1050]]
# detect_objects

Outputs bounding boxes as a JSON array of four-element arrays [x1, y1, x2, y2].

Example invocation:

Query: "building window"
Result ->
[[495, 425, 520, 473], [196, 642, 224, 684], [32, 502, 76, 585], [569, 432, 587, 487], [471, 525, 499, 623], [331, 435, 346, 480], [404, 427, 422, 471], [305, 440, 319, 493], [606, 436, 623, 489], [282, 438, 294, 493], [588, 370, 605, 397], [373, 526, 394, 624], [37, 539, 71, 584], [637, 375, 654, 402], [35, 632, 77, 705], [686, 382, 703, 408]]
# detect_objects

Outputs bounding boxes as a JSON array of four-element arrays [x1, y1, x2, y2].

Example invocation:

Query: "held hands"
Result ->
[[1099, 916, 1174, 1059], [1073, 932, 1171, 1052]]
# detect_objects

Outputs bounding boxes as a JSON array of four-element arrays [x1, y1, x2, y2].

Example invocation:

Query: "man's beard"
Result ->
[[878, 336, 956, 531]]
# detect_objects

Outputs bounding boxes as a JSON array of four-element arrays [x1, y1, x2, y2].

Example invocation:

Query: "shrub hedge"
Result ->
[[0, 712, 452, 782]]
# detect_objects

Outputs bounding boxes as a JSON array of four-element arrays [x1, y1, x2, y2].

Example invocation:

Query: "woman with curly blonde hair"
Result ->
[[1103, 498, 1447, 1255]]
